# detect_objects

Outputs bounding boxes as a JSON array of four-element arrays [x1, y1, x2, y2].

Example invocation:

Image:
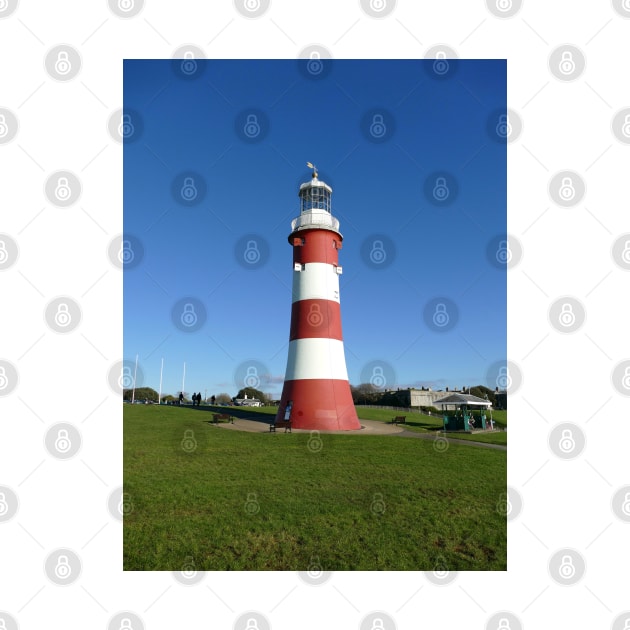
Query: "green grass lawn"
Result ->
[[124, 404, 506, 571], [356, 406, 507, 446], [210, 404, 508, 445]]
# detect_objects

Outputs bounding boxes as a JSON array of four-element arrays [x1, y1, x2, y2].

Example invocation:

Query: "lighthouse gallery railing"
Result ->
[[291, 211, 340, 232]]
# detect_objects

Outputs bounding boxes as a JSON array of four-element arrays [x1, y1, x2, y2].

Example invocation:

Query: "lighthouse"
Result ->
[[275, 164, 361, 431]]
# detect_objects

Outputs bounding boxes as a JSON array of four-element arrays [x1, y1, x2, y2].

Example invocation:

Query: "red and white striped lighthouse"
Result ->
[[276, 164, 361, 431]]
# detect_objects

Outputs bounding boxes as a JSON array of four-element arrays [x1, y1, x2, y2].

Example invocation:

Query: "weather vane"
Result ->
[[306, 161, 318, 178]]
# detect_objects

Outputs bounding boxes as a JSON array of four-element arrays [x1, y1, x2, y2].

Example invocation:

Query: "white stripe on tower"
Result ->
[[291, 263, 340, 303], [284, 338, 349, 381]]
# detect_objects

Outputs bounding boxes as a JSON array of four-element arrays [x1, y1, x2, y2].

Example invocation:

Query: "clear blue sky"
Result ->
[[123, 59, 506, 399]]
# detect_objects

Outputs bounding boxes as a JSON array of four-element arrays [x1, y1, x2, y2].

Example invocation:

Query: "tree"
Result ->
[[350, 383, 380, 405], [161, 394, 176, 404], [214, 393, 232, 405], [235, 387, 269, 404], [469, 385, 496, 406], [123, 387, 159, 402], [210, 395, 216, 405]]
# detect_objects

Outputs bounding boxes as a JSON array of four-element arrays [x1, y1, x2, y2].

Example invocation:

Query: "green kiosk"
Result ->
[[433, 393, 493, 432]]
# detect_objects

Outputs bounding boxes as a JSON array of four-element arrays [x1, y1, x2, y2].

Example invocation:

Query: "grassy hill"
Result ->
[[124, 404, 507, 571]]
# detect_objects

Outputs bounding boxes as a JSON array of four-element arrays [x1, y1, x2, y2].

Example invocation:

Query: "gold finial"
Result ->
[[306, 161, 318, 178]]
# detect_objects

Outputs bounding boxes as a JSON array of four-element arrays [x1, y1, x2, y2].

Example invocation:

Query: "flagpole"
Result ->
[[131, 354, 138, 404], [158, 358, 163, 404], [182, 362, 186, 400]]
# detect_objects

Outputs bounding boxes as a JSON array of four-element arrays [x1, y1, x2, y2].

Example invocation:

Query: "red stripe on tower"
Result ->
[[276, 165, 360, 431]]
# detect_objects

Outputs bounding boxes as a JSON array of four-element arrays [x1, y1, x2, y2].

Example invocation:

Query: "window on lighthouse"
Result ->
[[300, 186, 331, 213]]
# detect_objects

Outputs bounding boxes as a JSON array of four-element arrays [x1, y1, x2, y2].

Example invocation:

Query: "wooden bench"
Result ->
[[212, 413, 234, 425], [270, 420, 292, 433], [391, 416, 407, 425]]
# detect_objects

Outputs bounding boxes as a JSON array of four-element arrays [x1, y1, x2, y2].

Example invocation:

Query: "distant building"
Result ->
[[382, 388, 499, 411], [233, 393, 262, 407]]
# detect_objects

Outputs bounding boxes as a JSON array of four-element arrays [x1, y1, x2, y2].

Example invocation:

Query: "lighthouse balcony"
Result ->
[[291, 210, 340, 233]]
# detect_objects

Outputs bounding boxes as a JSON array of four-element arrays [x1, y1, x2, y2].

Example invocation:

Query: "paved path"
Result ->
[[208, 415, 507, 451]]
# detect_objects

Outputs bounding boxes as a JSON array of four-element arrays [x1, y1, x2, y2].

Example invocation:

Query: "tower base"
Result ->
[[276, 378, 361, 431]]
